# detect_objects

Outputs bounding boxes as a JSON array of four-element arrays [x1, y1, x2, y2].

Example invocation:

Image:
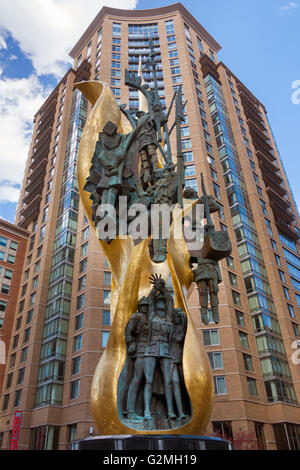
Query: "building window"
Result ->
[[232, 290, 241, 306], [1, 283, 10, 295], [0, 236, 7, 247], [80, 258, 87, 273], [239, 331, 249, 349], [78, 275, 86, 292], [165, 20, 175, 35], [183, 151, 193, 163], [73, 335, 82, 352], [13, 335, 19, 349], [213, 183, 221, 200], [6, 373, 13, 389], [27, 309, 33, 324], [214, 376, 227, 395], [265, 219, 273, 236], [20, 347, 28, 363], [112, 23, 121, 36], [235, 310, 245, 327], [185, 165, 196, 177], [243, 353, 254, 372], [0, 300, 7, 313], [185, 178, 198, 193], [14, 389, 22, 407], [203, 329, 220, 346], [288, 304, 295, 318], [4, 269, 13, 280], [75, 313, 84, 331], [2, 394, 9, 410], [77, 294, 85, 310], [70, 380, 80, 400], [82, 226, 89, 241], [104, 271, 112, 286], [72, 357, 81, 376], [103, 290, 111, 304], [24, 328, 31, 343], [229, 272, 237, 287], [7, 254, 16, 264], [247, 378, 258, 396], [292, 323, 300, 337], [208, 352, 223, 370], [102, 310, 111, 326], [16, 317, 22, 330], [30, 292, 36, 306], [17, 368, 25, 385], [102, 331, 110, 348], [81, 242, 88, 256], [283, 287, 290, 300]]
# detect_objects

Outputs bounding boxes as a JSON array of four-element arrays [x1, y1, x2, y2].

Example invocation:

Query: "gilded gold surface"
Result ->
[[75, 81, 214, 435]]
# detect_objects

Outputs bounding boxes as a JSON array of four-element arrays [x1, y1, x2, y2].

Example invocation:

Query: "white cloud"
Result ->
[[0, 1, 138, 207], [281, 2, 298, 12], [0, 35, 7, 50], [10, 54, 18, 61], [0, 75, 51, 201], [0, 0, 138, 77], [0, 185, 20, 203]]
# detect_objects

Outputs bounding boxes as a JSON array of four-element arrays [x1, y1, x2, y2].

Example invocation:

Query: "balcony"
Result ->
[[33, 127, 53, 154], [37, 105, 56, 137], [75, 59, 91, 83], [37, 88, 59, 118], [19, 195, 42, 228], [270, 199, 294, 224], [25, 160, 47, 193], [23, 178, 45, 205], [275, 219, 299, 241], [267, 188, 290, 209], [248, 119, 270, 146], [263, 173, 286, 198], [31, 152, 48, 172], [200, 54, 220, 83], [257, 152, 279, 175], [27, 159, 48, 187]]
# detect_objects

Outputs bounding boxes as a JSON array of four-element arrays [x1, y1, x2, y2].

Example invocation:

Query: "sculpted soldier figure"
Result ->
[[143, 274, 176, 420], [125, 296, 150, 422], [171, 308, 188, 420], [84, 120, 134, 221], [191, 256, 222, 325], [134, 110, 161, 188]]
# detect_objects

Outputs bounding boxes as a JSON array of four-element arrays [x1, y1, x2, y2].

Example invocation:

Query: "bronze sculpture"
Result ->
[[75, 37, 232, 436], [120, 275, 191, 429]]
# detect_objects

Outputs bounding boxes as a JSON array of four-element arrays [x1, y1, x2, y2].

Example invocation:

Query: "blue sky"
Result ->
[[0, 0, 299, 223]]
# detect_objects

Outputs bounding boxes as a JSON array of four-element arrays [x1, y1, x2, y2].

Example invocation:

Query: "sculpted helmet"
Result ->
[[137, 296, 149, 309]]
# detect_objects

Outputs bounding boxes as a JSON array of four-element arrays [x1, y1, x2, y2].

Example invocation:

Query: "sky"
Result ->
[[0, 0, 299, 223]]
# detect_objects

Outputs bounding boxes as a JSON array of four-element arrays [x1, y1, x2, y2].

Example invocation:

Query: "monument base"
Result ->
[[79, 434, 231, 451]]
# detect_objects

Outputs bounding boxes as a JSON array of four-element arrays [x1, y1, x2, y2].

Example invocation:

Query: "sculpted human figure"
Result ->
[[134, 110, 160, 188], [125, 296, 150, 422], [84, 120, 134, 221], [171, 308, 188, 420], [191, 256, 222, 325], [143, 274, 176, 420]]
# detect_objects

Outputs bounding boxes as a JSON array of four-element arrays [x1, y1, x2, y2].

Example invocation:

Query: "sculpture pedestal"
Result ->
[[79, 434, 231, 451]]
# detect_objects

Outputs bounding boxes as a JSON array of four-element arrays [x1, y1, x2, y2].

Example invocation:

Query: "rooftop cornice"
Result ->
[[0, 219, 29, 238], [69, 3, 221, 59]]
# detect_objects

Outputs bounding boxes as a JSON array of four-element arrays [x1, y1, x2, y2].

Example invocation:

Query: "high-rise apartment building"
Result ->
[[0, 3, 299, 450], [0, 220, 28, 404]]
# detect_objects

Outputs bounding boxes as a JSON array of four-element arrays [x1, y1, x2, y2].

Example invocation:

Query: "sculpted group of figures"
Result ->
[[118, 274, 191, 428], [84, 40, 232, 431], [84, 42, 182, 264]]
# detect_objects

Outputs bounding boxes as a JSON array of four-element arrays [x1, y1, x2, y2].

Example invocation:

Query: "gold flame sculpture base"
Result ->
[[75, 81, 214, 435]]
